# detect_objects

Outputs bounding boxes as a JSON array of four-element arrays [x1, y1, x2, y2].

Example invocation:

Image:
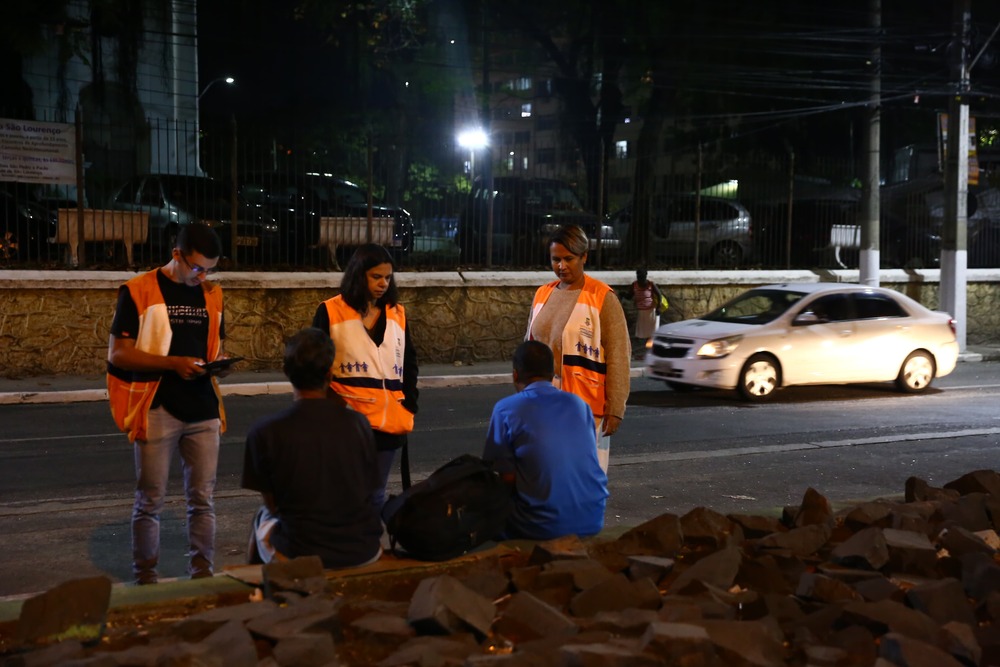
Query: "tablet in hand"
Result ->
[[199, 356, 245, 373]]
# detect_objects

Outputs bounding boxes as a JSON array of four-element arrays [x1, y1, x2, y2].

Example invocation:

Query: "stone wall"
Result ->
[[1, 269, 999, 378]]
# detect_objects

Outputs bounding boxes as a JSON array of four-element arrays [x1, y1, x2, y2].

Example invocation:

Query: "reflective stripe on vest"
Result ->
[[106, 270, 225, 442], [323, 296, 413, 435], [529, 275, 610, 417]]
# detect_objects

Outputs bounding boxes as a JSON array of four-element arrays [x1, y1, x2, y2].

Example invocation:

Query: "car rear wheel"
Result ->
[[738, 353, 780, 401], [896, 350, 935, 393], [711, 241, 743, 268]]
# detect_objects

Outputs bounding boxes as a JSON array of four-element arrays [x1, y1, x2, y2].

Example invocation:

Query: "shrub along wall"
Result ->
[[1, 269, 998, 378]]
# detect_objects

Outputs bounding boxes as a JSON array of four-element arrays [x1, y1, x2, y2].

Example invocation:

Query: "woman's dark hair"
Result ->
[[283, 327, 335, 391], [547, 224, 589, 256], [339, 243, 398, 313]]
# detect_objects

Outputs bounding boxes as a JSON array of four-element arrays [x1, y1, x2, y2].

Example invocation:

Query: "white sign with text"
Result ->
[[0, 118, 76, 184]]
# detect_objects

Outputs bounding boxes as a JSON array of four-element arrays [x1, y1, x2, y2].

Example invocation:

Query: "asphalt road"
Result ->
[[2, 364, 999, 597]]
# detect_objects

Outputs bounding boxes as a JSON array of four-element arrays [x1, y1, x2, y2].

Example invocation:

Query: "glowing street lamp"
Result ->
[[198, 76, 235, 101], [457, 128, 489, 184]]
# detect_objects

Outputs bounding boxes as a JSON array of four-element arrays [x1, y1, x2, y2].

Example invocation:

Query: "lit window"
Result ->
[[521, 103, 532, 118], [616, 140, 628, 159]]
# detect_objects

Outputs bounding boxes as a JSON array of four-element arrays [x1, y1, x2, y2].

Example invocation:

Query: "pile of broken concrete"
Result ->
[[4, 469, 999, 666]]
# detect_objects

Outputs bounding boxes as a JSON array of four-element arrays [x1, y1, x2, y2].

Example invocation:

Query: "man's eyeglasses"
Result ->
[[180, 254, 218, 276]]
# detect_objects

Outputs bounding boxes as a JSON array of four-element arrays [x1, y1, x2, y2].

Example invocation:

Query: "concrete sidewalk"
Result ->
[[1, 346, 998, 405]]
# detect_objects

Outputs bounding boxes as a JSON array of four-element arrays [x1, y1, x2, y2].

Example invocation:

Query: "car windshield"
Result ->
[[701, 288, 807, 325]]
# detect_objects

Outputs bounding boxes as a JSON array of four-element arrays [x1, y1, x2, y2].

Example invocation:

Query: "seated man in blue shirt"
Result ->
[[483, 340, 609, 540], [242, 327, 383, 568]]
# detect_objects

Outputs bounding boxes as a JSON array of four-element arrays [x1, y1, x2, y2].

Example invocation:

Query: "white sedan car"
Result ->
[[645, 283, 959, 401]]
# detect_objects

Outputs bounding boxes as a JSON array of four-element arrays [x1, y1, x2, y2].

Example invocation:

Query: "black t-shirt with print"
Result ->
[[110, 270, 223, 422]]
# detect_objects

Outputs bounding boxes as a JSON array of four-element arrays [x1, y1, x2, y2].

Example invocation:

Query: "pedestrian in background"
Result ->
[[525, 224, 630, 473], [242, 328, 382, 568], [106, 222, 229, 585], [312, 243, 419, 512], [620, 268, 666, 358]]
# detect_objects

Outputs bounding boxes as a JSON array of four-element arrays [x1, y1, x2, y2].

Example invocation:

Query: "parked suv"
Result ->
[[611, 193, 754, 268], [108, 174, 278, 261], [456, 176, 619, 266], [240, 172, 413, 265]]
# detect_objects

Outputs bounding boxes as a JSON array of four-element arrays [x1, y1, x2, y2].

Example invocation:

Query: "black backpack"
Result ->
[[381, 454, 513, 561]]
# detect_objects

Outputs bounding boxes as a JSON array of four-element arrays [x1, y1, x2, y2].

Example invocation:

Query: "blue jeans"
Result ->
[[373, 449, 397, 514], [132, 407, 220, 582]]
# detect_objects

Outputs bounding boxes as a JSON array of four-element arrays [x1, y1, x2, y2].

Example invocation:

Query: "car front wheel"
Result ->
[[738, 353, 780, 401], [896, 350, 935, 393]]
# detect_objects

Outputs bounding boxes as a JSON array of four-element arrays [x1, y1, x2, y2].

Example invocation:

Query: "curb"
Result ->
[[0, 368, 651, 406]]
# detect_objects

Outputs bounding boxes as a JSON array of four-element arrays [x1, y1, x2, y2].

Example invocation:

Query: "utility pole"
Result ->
[[859, 0, 881, 286], [941, 0, 971, 352]]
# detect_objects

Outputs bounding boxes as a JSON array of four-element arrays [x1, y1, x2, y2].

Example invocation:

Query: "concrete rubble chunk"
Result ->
[[851, 575, 903, 602], [459, 561, 512, 600], [942, 620, 983, 667], [795, 573, 864, 603], [625, 555, 675, 583], [669, 545, 742, 593], [681, 507, 737, 547], [639, 621, 715, 664], [728, 513, 785, 539], [542, 558, 617, 591], [558, 640, 663, 666], [827, 624, 878, 665], [349, 612, 417, 639], [792, 487, 834, 528], [882, 528, 938, 576], [376, 634, 480, 667], [527, 535, 590, 565], [612, 512, 683, 557], [170, 598, 280, 641], [736, 555, 796, 596], [841, 599, 948, 649], [568, 573, 660, 617], [905, 476, 961, 503], [493, 591, 579, 642], [939, 524, 997, 557], [15, 575, 112, 646], [801, 644, 848, 667], [936, 494, 994, 532], [693, 618, 787, 667], [197, 618, 259, 667], [974, 528, 1000, 550], [272, 632, 338, 667], [246, 595, 344, 642], [842, 501, 895, 531], [830, 525, 890, 570], [943, 469, 1000, 498], [407, 574, 496, 638], [584, 609, 659, 636], [904, 578, 977, 627], [12, 639, 84, 666], [263, 555, 327, 598], [878, 631, 965, 667], [755, 522, 833, 557], [960, 551, 1000, 601]]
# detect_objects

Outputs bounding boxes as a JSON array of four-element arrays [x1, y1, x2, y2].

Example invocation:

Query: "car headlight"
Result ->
[[696, 335, 743, 358]]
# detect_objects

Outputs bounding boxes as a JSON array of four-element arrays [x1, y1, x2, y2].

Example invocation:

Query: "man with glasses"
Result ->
[[107, 222, 229, 584]]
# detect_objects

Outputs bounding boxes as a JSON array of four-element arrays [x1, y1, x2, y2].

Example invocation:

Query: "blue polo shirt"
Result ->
[[483, 381, 609, 539]]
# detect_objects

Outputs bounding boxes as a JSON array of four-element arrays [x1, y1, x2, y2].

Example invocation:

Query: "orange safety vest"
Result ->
[[323, 296, 413, 435], [528, 275, 611, 417], [106, 270, 225, 443]]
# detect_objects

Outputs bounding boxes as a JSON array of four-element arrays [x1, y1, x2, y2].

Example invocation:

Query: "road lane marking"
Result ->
[[612, 427, 1000, 466]]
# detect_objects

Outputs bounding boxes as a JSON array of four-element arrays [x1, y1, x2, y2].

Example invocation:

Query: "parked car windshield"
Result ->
[[702, 288, 807, 325]]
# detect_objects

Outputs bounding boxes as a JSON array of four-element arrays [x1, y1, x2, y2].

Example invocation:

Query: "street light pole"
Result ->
[[198, 76, 235, 101]]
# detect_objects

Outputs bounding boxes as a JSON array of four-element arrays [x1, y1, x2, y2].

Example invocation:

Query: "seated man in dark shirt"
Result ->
[[242, 327, 382, 568]]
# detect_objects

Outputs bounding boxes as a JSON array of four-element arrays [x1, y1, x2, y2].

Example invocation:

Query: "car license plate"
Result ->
[[655, 360, 673, 372], [236, 236, 259, 247]]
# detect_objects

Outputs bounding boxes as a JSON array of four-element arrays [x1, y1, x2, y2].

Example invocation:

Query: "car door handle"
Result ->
[[839, 329, 852, 337]]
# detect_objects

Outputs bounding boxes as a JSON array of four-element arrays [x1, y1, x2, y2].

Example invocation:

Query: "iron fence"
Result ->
[[3, 107, 999, 272]]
